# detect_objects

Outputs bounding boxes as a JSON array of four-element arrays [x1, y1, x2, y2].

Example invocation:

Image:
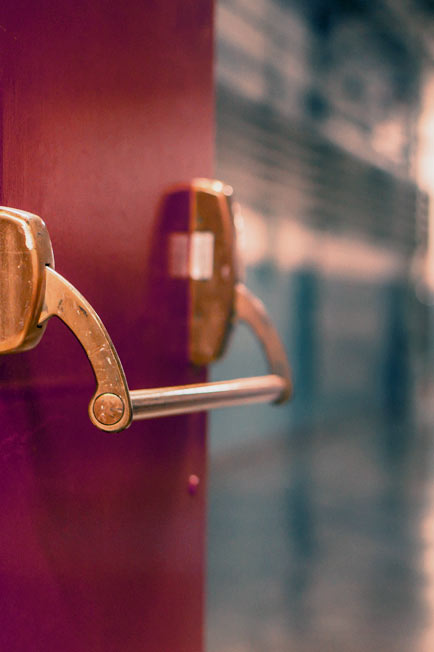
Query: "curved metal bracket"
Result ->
[[39, 266, 133, 432], [235, 284, 292, 403]]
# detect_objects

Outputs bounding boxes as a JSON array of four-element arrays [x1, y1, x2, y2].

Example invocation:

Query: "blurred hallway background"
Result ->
[[207, 1, 434, 650]]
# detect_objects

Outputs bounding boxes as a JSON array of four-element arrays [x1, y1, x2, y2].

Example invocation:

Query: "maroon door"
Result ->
[[0, 3, 213, 651]]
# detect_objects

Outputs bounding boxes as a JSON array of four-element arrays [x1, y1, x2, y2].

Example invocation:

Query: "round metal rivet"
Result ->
[[93, 393, 124, 426]]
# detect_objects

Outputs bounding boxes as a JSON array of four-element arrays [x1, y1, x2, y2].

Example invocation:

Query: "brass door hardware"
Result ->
[[0, 180, 291, 433]]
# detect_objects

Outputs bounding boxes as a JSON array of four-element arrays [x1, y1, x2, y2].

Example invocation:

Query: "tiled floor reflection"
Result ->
[[207, 417, 434, 652]]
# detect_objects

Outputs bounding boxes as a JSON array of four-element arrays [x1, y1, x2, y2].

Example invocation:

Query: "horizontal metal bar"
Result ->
[[130, 374, 287, 420]]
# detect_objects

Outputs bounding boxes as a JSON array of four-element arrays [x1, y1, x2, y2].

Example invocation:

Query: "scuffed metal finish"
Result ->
[[0, 207, 53, 353], [39, 266, 132, 432], [0, 208, 132, 432]]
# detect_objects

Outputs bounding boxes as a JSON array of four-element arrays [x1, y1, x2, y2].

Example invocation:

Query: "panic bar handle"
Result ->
[[0, 197, 292, 434], [40, 270, 291, 430], [130, 284, 292, 420]]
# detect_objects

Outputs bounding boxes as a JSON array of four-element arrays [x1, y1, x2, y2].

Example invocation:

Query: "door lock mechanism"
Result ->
[[0, 180, 292, 432]]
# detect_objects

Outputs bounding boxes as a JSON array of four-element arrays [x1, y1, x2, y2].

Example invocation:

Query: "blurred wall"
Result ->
[[210, 0, 430, 454]]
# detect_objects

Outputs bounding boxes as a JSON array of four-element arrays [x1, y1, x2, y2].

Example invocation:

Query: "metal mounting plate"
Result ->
[[0, 207, 54, 353], [166, 179, 238, 366]]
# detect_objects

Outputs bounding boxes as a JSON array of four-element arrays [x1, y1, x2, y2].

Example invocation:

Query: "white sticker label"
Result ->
[[190, 232, 214, 280], [169, 232, 215, 280]]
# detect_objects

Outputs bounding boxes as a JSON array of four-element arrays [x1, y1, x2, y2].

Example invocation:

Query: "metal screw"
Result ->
[[93, 393, 124, 426]]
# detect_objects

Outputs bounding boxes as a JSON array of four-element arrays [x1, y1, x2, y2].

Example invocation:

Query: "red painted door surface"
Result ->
[[0, 3, 213, 651]]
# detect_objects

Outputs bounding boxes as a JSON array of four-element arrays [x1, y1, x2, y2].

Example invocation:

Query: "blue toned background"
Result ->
[[207, 1, 434, 650]]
